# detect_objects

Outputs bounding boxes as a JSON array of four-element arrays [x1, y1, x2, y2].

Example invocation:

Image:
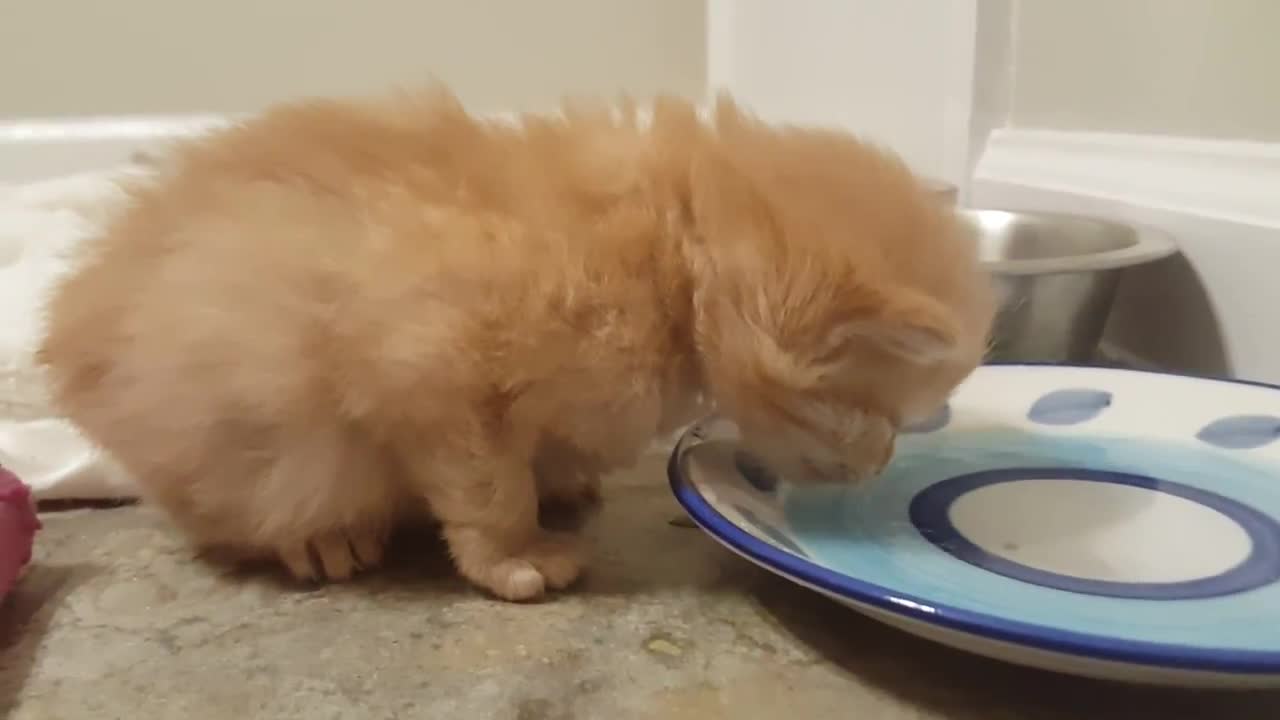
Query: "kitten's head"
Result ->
[[683, 99, 994, 485]]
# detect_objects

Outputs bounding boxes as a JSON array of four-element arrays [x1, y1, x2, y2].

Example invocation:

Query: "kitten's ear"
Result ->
[[828, 291, 962, 365]]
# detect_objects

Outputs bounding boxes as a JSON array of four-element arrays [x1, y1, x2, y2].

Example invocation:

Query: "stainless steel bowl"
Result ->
[[922, 178, 959, 206], [959, 209, 1178, 363]]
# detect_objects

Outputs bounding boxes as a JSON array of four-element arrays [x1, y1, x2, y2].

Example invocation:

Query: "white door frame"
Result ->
[[705, 0, 999, 200]]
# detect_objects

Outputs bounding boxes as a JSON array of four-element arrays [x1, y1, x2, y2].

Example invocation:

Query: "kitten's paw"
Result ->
[[276, 527, 386, 582], [486, 559, 548, 601], [452, 529, 585, 601], [522, 530, 585, 590]]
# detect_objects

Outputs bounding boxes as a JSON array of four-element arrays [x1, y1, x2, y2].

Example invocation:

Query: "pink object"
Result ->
[[0, 465, 40, 598]]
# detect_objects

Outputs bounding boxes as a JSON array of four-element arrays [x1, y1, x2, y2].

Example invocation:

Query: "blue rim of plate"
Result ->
[[667, 362, 1280, 675]]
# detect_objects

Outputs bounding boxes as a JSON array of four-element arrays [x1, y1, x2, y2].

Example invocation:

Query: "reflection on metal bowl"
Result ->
[[959, 210, 1178, 362]]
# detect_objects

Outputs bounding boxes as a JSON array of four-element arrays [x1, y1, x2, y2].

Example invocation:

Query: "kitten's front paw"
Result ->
[[520, 531, 585, 590], [276, 526, 386, 582], [447, 528, 585, 601]]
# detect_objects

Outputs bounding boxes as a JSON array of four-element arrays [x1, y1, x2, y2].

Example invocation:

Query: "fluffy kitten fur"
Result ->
[[39, 90, 994, 600]]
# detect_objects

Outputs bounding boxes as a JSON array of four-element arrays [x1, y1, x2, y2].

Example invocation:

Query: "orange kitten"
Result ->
[[39, 90, 993, 600]]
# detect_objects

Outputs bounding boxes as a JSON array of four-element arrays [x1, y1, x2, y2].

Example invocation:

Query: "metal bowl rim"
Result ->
[[962, 208, 1179, 276]]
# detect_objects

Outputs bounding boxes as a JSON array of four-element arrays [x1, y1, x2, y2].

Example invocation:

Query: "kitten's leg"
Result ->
[[404, 449, 584, 601], [533, 439, 604, 531], [236, 425, 394, 583]]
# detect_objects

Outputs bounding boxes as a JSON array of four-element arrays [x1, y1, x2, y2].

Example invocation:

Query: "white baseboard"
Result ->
[[973, 128, 1280, 384], [975, 128, 1280, 229], [0, 106, 665, 184], [0, 114, 236, 183]]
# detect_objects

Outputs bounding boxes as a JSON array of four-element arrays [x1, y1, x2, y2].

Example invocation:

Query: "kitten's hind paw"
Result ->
[[276, 526, 387, 582]]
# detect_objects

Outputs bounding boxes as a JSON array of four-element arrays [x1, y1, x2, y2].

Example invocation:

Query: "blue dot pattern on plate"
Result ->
[[1026, 388, 1113, 425], [779, 429, 1280, 653], [904, 403, 951, 434], [1197, 415, 1280, 450]]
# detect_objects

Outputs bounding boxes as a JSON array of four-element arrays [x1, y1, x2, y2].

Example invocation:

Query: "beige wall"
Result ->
[[1011, 0, 1280, 141], [0, 0, 705, 118]]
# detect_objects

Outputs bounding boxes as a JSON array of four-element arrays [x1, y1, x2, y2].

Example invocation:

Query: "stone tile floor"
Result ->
[[2, 455, 1276, 719]]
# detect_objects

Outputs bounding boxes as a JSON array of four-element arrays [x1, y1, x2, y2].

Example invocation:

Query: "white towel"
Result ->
[[0, 169, 143, 499]]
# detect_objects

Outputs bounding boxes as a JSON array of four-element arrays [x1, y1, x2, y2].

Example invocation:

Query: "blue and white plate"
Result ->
[[668, 365, 1280, 687]]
